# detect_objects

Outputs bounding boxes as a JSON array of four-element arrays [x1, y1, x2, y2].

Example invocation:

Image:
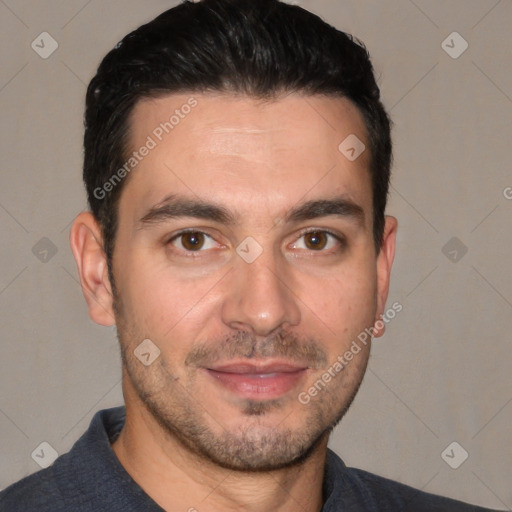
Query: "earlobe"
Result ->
[[372, 215, 398, 338], [69, 212, 116, 326]]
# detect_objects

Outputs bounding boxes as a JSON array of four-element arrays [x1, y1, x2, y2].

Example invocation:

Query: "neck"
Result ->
[[112, 389, 327, 512]]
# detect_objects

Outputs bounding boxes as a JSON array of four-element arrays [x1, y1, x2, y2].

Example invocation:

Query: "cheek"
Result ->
[[299, 262, 378, 336], [116, 257, 222, 341]]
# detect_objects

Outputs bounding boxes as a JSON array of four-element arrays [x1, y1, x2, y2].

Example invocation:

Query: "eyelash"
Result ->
[[293, 228, 346, 253], [166, 228, 346, 256]]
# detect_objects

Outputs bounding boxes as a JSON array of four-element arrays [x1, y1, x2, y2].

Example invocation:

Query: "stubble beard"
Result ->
[[113, 295, 370, 472]]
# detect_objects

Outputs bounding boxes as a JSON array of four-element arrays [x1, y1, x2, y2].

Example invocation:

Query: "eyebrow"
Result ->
[[138, 194, 365, 228], [138, 195, 236, 226], [284, 197, 365, 226]]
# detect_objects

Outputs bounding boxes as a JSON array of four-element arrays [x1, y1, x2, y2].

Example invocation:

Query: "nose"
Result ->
[[221, 249, 301, 337]]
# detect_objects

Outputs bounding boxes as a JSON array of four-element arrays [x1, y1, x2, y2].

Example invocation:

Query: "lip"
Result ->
[[203, 360, 310, 400]]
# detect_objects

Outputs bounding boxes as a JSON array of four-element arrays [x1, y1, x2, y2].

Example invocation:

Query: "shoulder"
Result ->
[[0, 465, 66, 511], [324, 449, 503, 511], [346, 466, 503, 511], [0, 407, 127, 512]]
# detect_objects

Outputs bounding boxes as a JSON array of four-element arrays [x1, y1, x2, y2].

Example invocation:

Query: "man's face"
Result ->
[[108, 92, 395, 470]]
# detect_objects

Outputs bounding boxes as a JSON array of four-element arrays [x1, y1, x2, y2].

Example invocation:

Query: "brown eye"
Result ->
[[304, 231, 328, 250], [179, 232, 205, 251], [168, 230, 220, 255], [291, 230, 344, 253]]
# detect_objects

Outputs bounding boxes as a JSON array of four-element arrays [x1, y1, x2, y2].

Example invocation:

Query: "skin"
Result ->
[[70, 92, 397, 512]]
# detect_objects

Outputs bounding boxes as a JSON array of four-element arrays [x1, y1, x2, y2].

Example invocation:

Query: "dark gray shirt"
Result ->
[[0, 407, 505, 511]]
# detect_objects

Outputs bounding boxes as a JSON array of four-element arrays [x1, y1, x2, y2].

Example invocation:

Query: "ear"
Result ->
[[69, 212, 116, 326], [372, 215, 398, 338]]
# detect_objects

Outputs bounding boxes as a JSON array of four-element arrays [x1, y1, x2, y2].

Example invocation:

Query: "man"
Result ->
[[0, 1, 504, 511]]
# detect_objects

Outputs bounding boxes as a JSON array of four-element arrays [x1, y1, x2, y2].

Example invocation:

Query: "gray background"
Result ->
[[0, 0, 511, 509]]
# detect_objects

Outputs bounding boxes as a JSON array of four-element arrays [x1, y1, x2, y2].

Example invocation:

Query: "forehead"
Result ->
[[121, 92, 372, 224]]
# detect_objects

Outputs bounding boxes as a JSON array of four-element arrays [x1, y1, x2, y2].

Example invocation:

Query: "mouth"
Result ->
[[202, 361, 310, 400]]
